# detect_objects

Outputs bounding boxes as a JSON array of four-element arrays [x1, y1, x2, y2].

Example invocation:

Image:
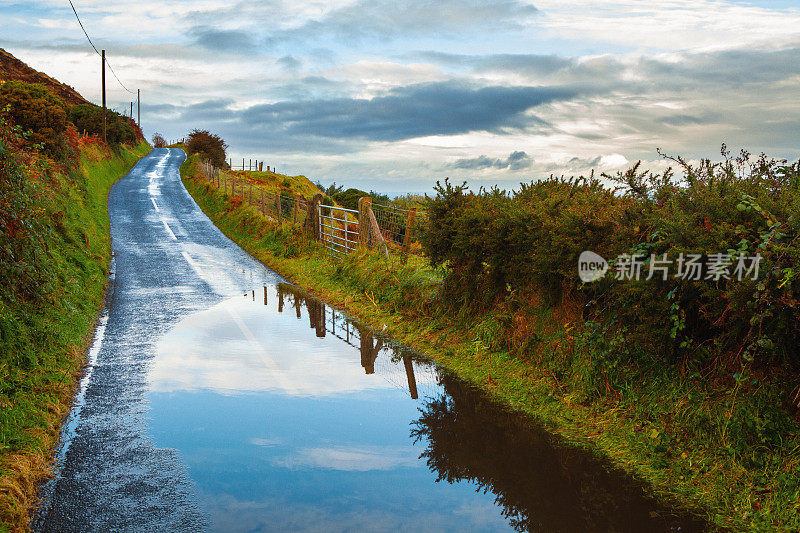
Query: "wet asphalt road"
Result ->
[[34, 148, 282, 531]]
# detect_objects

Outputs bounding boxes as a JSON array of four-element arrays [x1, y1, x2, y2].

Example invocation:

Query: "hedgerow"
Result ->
[[422, 148, 800, 370]]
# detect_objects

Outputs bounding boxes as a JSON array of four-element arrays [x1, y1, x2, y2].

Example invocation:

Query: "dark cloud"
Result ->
[[272, 0, 538, 43], [657, 114, 715, 126], [235, 81, 577, 142], [277, 55, 301, 70], [414, 51, 574, 76], [453, 150, 533, 170], [639, 47, 800, 88], [187, 26, 258, 54], [568, 156, 602, 167]]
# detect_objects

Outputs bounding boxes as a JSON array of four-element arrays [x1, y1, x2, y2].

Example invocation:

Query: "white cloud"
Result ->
[[273, 445, 420, 471], [535, 0, 800, 52]]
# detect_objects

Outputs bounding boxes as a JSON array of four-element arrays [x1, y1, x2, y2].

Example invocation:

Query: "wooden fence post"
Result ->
[[358, 197, 371, 247], [400, 208, 417, 265], [367, 202, 389, 259], [304, 193, 323, 238]]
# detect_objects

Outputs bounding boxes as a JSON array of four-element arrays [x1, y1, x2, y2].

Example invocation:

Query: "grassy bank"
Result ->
[[181, 154, 798, 531], [0, 136, 150, 531]]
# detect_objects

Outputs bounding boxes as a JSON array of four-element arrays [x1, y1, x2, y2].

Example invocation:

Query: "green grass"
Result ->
[[181, 155, 800, 532], [0, 140, 150, 530]]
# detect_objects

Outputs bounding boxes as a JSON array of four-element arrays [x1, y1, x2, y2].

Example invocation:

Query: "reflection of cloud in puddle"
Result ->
[[273, 445, 419, 471], [149, 297, 408, 396], [249, 438, 281, 447]]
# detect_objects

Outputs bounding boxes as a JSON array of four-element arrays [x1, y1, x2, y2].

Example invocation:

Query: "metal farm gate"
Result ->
[[318, 204, 360, 258]]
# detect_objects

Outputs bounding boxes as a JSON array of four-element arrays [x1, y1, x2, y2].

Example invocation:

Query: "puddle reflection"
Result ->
[[147, 283, 706, 532]]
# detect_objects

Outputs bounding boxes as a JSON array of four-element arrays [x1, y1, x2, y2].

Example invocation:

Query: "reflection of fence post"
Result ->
[[358, 197, 371, 247], [400, 208, 417, 265], [263, 286, 268, 306], [294, 293, 301, 318], [316, 303, 326, 338], [278, 289, 283, 313], [359, 328, 383, 374], [307, 298, 315, 330], [360, 329, 374, 374], [403, 355, 418, 399]]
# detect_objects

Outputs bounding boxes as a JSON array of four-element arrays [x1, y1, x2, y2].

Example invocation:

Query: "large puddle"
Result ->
[[146, 283, 707, 532]]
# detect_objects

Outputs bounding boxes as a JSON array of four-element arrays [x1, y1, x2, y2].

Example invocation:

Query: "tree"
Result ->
[[151, 132, 166, 148], [186, 129, 227, 168]]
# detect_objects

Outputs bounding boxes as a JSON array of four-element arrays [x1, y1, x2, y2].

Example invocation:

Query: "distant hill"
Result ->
[[0, 47, 91, 106]]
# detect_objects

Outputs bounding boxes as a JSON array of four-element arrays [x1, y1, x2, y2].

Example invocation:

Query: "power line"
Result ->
[[106, 60, 135, 94], [66, 0, 98, 55], [66, 0, 136, 94]]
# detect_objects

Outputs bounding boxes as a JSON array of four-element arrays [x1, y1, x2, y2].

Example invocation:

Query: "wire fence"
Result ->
[[197, 160, 427, 262], [371, 203, 426, 256], [226, 158, 281, 173]]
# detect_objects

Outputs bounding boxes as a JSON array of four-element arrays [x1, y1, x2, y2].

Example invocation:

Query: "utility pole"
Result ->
[[101, 49, 106, 144], [137, 89, 140, 128]]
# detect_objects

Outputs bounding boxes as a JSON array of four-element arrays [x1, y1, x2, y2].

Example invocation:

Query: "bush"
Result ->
[[332, 188, 369, 210], [0, 81, 73, 162], [422, 149, 800, 368], [186, 129, 227, 168], [68, 104, 136, 146]]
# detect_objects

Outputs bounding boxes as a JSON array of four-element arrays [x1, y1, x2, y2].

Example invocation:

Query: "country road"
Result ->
[[33, 148, 707, 532], [35, 148, 281, 530]]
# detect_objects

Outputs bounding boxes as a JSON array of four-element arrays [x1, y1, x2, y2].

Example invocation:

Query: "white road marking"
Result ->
[[226, 305, 297, 394], [162, 220, 177, 240], [181, 251, 205, 278], [151, 198, 160, 212]]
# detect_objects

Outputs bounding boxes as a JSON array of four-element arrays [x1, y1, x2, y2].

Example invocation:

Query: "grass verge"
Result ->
[[181, 154, 799, 532], [0, 140, 150, 531]]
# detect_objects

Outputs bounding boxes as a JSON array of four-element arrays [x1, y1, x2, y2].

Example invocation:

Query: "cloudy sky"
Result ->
[[1, 0, 799, 193]]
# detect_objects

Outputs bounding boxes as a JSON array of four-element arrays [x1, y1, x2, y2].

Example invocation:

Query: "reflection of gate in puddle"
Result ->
[[250, 284, 438, 400]]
